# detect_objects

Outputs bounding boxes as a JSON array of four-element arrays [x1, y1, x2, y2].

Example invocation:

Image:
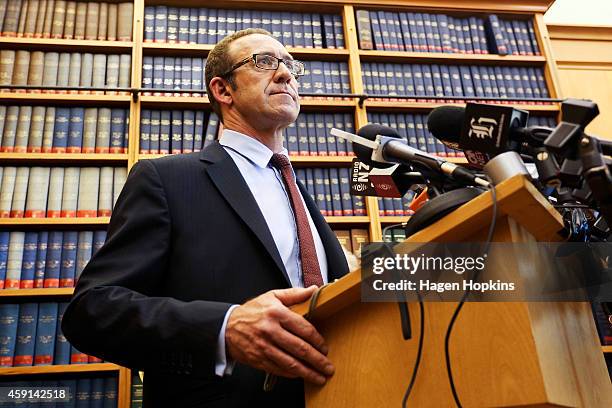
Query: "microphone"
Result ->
[[331, 124, 491, 188], [427, 103, 552, 168]]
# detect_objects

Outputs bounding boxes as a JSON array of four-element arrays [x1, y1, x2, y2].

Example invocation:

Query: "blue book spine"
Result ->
[[311, 61, 324, 95], [333, 14, 344, 48], [59, 231, 77, 288], [275, 11, 287, 45], [54, 302, 71, 365], [321, 13, 334, 48], [329, 168, 342, 216], [520, 67, 534, 101], [470, 65, 484, 98], [469, 17, 483, 54], [14, 302, 38, 366], [159, 110, 171, 154], [493, 66, 507, 98], [484, 15, 507, 55], [405, 114, 419, 149], [171, 110, 183, 154], [207, 8, 218, 44], [0, 304, 19, 366], [377, 63, 388, 96], [430, 14, 443, 52], [535, 67, 549, 98], [431, 64, 444, 98], [369, 11, 383, 50], [399, 12, 413, 52], [291, 12, 305, 48], [110, 108, 126, 154], [34, 302, 58, 365], [203, 112, 219, 148], [306, 115, 317, 155], [167, 7, 179, 43], [480, 66, 493, 98], [406, 13, 420, 52], [103, 376, 118, 408], [162, 56, 175, 95], [459, 65, 475, 98], [149, 110, 160, 154], [314, 113, 327, 156], [90, 377, 105, 408], [285, 121, 298, 156], [312, 13, 323, 48], [44, 231, 63, 288], [142, 56, 153, 94], [67, 108, 84, 153], [447, 16, 459, 53], [198, 8, 209, 44], [385, 11, 400, 51], [384, 63, 396, 96], [452, 17, 465, 53], [154, 6, 168, 43], [53, 107, 70, 153], [20, 232, 38, 289], [436, 14, 452, 53], [338, 168, 353, 216], [339, 62, 351, 94], [280, 12, 292, 47], [182, 110, 195, 153], [526, 19, 540, 55], [226, 9, 237, 37], [313, 168, 327, 216], [93, 230, 106, 255], [414, 13, 427, 52], [152, 56, 164, 95], [511, 20, 527, 56], [413, 64, 426, 98], [322, 61, 334, 96], [140, 109, 151, 154], [422, 13, 436, 52], [144, 6, 155, 42], [502, 67, 516, 100], [59, 378, 78, 407], [191, 57, 203, 92], [485, 66, 500, 98], [331, 113, 345, 156], [422, 64, 435, 99], [377, 12, 390, 50], [0, 232, 8, 288], [34, 231, 48, 289], [323, 169, 333, 217], [193, 111, 204, 151], [75, 378, 92, 407], [188, 8, 198, 44], [502, 20, 519, 55], [462, 18, 474, 54]]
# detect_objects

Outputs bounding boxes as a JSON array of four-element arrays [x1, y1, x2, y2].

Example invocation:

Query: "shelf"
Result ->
[[359, 50, 547, 65], [364, 100, 560, 112], [138, 153, 356, 164], [0, 363, 121, 376], [0, 288, 74, 297], [0, 153, 128, 165], [380, 216, 412, 224], [324, 216, 370, 224], [142, 42, 348, 59], [0, 92, 131, 106], [603, 346, 612, 354], [0, 217, 110, 226], [0, 37, 133, 52], [139, 95, 356, 109]]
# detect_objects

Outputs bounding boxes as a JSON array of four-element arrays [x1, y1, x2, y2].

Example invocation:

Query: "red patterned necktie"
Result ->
[[270, 153, 324, 287]]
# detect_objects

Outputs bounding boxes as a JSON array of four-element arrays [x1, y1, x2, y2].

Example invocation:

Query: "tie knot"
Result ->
[[270, 153, 291, 170]]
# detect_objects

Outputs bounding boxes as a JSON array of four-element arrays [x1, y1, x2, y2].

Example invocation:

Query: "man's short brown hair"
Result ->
[[205, 28, 273, 123]]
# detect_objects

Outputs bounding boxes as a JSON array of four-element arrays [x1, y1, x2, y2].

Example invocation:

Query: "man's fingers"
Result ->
[[276, 311, 328, 355], [271, 328, 334, 377], [273, 286, 317, 307], [263, 343, 328, 385]]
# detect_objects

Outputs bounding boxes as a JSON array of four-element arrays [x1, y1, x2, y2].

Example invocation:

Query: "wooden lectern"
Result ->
[[292, 175, 612, 407]]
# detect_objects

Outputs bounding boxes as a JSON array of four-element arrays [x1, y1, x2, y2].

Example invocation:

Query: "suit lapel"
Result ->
[[201, 143, 291, 286]]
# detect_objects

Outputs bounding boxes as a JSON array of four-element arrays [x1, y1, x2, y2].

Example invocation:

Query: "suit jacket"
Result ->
[[62, 142, 349, 407]]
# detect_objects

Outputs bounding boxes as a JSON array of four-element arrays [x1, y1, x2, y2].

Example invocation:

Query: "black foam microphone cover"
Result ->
[[426, 106, 465, 150], [355, 123, 402, 168]]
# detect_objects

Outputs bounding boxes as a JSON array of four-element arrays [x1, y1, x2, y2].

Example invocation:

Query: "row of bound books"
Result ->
[[0, 50, 131, 92], [333, 229, 370, 257], [140, 110, 219, 155], [0, 0, 133, 41], [593, 302, 612, 346], [0, 106, 129, 154], [0, 166, 127, 218], [356, 10, 540, 56], [295, 167, 365, 217], [378, 194, 416, 217], [1, 375, 118, 407], [142, 56, 206, 95], [285, 112, 354, 157], [300, 61, 351, 96], [361, 63, 550, 103], [0, 302, 103, 367], [367, 112, 463, 158], [0, 230, 106, 290], [145, 6, 344, 48]]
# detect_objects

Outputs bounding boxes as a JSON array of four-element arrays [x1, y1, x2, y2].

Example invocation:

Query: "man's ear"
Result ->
[[209, 77, 234, 107]]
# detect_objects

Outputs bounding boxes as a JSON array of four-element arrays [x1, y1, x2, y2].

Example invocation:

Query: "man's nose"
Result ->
[[274, 61, 294, 83]]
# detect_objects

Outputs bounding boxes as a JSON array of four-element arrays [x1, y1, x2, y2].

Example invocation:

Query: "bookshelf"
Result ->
[[4, 0, 606, 406]]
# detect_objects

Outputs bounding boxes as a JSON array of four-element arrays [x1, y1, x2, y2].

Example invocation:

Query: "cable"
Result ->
[[402, 292, 424, 408], [444, 176, 498, 408]]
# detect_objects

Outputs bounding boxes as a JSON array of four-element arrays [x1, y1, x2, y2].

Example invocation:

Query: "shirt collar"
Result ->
[[219, 129, 290, 169]]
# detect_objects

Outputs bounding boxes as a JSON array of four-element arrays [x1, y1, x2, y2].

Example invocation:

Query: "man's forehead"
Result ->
[[229, 34, 292, 59]]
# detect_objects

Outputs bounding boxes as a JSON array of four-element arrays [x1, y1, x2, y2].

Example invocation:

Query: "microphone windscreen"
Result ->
[[427, 106, 465, 150], [355, 123, 401, 168]]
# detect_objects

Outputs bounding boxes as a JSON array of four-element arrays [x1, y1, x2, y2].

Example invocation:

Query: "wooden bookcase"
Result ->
[[0, 0, 607, 406]]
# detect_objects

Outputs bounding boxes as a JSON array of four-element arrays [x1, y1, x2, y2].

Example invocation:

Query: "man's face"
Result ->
[[226, 34, 300, 129]]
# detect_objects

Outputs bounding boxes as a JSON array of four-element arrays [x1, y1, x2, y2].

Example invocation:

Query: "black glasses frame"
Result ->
[[220, 54, 305, 78]]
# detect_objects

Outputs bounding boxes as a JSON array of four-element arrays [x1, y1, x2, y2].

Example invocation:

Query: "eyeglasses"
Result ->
[[221, 54, 305, 78]]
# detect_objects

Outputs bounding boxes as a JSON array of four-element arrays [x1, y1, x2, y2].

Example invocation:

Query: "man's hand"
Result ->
[[225, 286, 334, 385]]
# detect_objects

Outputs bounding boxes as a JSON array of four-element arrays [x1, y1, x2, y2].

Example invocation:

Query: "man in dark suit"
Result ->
[[62, 28, 349, 407]]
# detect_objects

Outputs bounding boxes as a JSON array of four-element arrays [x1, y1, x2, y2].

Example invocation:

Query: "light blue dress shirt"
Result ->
[[214, 129, 329, 376]]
